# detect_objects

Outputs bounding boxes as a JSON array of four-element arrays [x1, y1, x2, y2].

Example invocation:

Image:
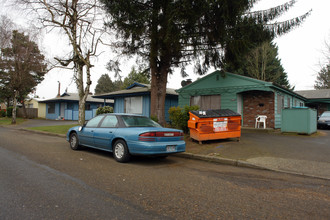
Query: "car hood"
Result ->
[[318, 116, 330, 121], [67, 125, 81, 133], [319, 116, 330, 121]]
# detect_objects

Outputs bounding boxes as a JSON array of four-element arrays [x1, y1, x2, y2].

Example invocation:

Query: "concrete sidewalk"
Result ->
[[5, 119, 330, 180]]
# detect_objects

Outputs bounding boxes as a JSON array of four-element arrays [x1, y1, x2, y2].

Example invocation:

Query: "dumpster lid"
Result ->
[[190, 109, 241, 118]]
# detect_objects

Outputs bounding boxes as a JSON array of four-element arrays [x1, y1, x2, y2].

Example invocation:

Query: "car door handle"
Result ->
[[109, 131, 112, 133]]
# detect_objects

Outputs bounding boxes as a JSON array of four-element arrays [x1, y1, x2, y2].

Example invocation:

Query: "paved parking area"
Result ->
[[185, 129, 330, 179]]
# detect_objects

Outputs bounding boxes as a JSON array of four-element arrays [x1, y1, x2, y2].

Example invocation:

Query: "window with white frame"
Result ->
[[124, 96, 143, 114]]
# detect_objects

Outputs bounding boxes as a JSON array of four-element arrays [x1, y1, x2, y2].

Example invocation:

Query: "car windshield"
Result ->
[[321, 112, 330, 117], [121, 115, 161, 127]]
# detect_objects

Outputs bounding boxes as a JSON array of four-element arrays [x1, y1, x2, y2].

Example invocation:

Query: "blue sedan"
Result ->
[[66, 113, 186, 162]]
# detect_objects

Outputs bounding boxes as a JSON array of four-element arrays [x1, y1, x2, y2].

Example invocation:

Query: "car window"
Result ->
[[86, 115, 103, 128], [121, 115, 161, 127], [100, 115, 118, 128], [321, 112, 330, 117]]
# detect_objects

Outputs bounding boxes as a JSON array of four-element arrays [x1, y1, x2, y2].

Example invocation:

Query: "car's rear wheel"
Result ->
[[69, 133, 81, 150], [113, 140, 130, 163]]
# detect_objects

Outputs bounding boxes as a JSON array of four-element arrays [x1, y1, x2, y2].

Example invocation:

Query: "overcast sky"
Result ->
[[1, 0, 330, 99]]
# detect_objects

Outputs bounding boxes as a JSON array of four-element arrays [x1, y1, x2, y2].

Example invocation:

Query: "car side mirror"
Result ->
[[78, 122, 87, 131]]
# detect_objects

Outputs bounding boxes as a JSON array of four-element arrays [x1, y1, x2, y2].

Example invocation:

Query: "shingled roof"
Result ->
[[295, 89, 330, 99], [39, 92, 113, 103], [93, 82, 178, 99]]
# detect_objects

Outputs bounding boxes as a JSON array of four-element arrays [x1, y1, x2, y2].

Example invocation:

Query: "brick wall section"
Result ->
[[242, 91, 275, 128]]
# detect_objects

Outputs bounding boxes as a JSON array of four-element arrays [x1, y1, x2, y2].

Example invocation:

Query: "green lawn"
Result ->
[[0, 117, 26, 125], [27, 124, 79, 135]]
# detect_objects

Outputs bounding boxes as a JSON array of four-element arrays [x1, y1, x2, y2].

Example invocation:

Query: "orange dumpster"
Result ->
[[188, 109, 241, 144]]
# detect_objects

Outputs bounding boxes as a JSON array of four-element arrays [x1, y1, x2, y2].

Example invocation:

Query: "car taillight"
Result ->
[[138, 132, 184, 141]]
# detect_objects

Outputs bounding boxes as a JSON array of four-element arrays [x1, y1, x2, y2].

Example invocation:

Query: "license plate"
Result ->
[[166, 145, 176, 152]]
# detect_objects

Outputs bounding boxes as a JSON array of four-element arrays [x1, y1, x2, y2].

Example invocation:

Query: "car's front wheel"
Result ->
[[69, 132, 81, 150], [113, 140, 130, 163]]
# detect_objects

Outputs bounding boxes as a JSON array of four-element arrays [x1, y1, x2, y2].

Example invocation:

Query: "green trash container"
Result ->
[[281, 107, 317, 135]]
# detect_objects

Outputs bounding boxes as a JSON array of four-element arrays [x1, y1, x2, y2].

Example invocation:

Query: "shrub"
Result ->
[[0, 109, 6, 117], [96, 106, 114, 115], [150, 115, 159, 123], [6, 107, 13, 117], [169, 105, 199, 133]]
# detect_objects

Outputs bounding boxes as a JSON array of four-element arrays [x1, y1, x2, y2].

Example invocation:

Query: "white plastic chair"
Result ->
[[255, 115, 267, 129]]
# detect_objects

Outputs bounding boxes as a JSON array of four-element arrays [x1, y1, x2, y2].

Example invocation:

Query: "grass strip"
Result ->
[[0, 118, 26, 125], [27, 124, 79, 135]]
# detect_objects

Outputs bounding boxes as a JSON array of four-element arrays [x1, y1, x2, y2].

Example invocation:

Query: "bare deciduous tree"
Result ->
[[21, 0, 107, 125], [0, 15, 14, 49], [315, 36, 330, 89]]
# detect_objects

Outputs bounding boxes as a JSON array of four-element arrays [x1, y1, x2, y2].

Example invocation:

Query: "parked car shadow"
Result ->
[[81, 146, 178, 166]]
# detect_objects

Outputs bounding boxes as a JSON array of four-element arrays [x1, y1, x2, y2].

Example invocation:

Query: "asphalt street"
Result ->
[[0, 126, 329, 219], [0, 146, 157, 220]]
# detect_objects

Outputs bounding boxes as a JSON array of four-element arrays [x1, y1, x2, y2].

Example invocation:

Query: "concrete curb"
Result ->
[[20, 128, 66, 138], [174, 153, 269, 170]]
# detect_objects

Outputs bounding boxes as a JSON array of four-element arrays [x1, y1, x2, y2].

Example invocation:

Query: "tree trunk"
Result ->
[[261, 43, 267, 81], [21, 96, 27, 119], [76, 64, 86, 125], [78, 82, 91, 125], [11, 90, 18, 124], [150, 66, 169, 126], [6, 97, 10, 109], [76, 60, 92, 125], [78, 99, 86, 125]]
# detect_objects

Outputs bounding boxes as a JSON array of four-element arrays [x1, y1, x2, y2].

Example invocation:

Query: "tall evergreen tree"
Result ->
[[94, 74, 116, 95], [0, 30, 47, 123], [101, 0, 310, 124], [226, 41, 291, 88], [95, 67, 151, 94], [121, 67, 150, 89], [0, 16, 14, 107], [314, 64, 330, 89], [224, 1, 311, 79]]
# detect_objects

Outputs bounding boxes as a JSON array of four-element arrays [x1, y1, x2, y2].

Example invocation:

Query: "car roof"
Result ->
[[103, 113, 145, 117]]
